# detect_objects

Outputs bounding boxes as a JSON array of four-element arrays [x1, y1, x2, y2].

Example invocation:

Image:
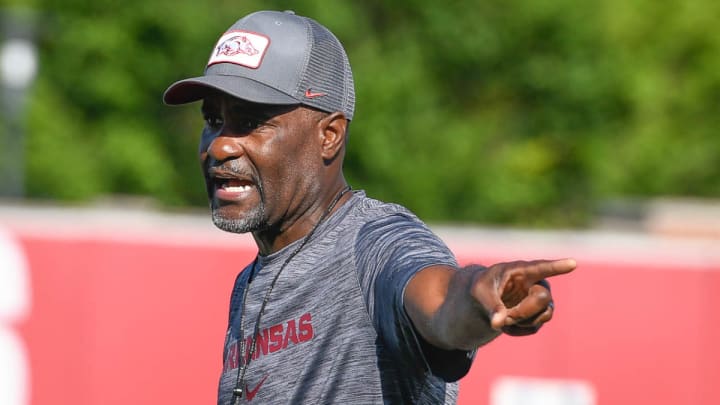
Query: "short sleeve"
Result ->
[[355, 213, 474, 381]]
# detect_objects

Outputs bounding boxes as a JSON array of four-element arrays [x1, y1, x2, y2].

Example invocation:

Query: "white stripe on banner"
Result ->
[[491, 376, 596, 405]]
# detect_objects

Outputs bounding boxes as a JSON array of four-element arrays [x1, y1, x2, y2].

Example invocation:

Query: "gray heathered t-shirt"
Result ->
[[217, 191, 474, 404]]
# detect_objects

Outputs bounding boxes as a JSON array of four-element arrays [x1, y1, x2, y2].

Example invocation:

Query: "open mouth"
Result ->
[[208, 167, 257, 200], [216, 178, 254, 193]]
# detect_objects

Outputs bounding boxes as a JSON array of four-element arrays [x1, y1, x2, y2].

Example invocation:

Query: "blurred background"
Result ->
[[1, 0, 718, 404]]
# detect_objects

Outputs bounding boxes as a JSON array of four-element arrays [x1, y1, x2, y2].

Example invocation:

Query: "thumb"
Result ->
[[469, 264, 509, 331], [489, 304, 508, 331], [475, 284, 509, 330]]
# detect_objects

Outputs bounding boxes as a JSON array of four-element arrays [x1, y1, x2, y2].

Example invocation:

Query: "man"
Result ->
[[164, 10, 575, 405]]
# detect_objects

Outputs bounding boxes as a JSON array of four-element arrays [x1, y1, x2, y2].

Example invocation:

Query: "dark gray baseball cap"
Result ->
[[163, 10, 355, 120]]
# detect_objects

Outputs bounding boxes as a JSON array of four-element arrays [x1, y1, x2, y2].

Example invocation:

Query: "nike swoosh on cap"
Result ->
[[304, 88, 327, 98]]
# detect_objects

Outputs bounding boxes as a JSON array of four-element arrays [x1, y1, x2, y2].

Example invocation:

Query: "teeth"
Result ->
[[223, 185, 252, 192]]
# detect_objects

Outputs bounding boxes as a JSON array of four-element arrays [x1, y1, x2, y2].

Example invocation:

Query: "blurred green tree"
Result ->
[[16, 0, 720, 226]]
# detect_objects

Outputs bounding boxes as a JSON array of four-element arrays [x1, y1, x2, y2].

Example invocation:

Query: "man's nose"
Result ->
[[206, 134, 244, 162]]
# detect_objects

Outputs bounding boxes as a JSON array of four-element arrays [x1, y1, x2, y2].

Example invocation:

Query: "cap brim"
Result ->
[[163, 75, 299, 105]]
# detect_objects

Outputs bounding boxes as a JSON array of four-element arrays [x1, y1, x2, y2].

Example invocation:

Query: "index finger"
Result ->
[[516, 258, 577, 284]]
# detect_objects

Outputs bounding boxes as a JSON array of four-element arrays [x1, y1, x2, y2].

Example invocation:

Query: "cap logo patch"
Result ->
[[207, 30, 270, 69], [218, 36, 258, 57]]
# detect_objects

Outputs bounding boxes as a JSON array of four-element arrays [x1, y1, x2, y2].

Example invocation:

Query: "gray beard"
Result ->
[[211, 203, 267, 234]]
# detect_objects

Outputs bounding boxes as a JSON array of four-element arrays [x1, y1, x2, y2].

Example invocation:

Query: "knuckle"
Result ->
[[531, 284, 551, 302], [534, 289, 551, 305]]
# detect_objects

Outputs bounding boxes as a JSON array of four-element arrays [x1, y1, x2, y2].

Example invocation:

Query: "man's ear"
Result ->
[[319, 112, 348, 161]]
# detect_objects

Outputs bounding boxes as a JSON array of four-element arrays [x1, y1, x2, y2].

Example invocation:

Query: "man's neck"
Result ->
[[252, 183, 351, 255]]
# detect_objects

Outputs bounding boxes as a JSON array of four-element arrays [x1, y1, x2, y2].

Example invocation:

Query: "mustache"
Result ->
[[206, 160, 259, 184]]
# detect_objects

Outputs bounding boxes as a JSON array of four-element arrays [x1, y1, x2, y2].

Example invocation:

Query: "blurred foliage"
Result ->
[[4, 0, 720, 226]]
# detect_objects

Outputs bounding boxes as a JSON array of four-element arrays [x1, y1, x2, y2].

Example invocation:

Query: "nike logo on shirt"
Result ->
[[245, 375, 268, 401]]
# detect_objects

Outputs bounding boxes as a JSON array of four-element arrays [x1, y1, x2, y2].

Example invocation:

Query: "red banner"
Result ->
[[2, 212, 719, 405]]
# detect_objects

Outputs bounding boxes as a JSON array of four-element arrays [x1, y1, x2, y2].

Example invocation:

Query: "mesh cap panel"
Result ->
[[296, 18, 355, 120]]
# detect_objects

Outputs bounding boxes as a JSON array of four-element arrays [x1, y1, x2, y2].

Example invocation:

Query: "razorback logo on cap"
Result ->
[[207, 30, 270, 69]]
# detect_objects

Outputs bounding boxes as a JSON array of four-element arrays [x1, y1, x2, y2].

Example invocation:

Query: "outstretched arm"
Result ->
[[404, 259, 576, 351]]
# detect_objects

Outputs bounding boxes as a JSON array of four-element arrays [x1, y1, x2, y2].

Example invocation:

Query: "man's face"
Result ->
[[199, 93, 323, 234]]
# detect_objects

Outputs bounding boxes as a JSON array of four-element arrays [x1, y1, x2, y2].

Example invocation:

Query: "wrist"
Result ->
[[439, 265, 501, 350]]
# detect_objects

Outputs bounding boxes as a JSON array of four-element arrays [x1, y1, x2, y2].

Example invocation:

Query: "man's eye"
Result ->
[[204, 115, 224, 129], [241, 118, 262, 130]]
